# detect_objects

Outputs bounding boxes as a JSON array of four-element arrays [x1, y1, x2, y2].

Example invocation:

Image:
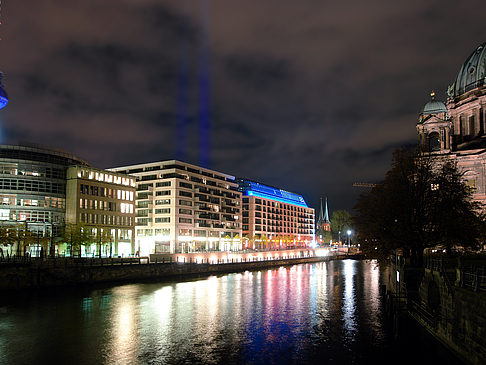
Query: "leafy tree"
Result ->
[[354, 148, 483, 265], [94, 226, 113, 258], [0, 226, 15, 256], [62, 223, 93, 257], [330, 210, 352, 241]]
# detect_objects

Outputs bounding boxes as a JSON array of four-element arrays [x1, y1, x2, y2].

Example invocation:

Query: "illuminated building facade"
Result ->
[[417, 42, 486, 206], [0, 144, 88, 255], [237, 179, 315, 249], [65, 166, 136, 257], [109, 160, 242, 256]]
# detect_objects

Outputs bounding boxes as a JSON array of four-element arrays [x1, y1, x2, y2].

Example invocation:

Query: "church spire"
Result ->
[[324, 197, 330, 223], [318, 197, 325, 222], [318, 197, 331, 224]]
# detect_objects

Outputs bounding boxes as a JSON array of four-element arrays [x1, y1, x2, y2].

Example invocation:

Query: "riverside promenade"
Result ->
[[0, 247, 359, 291]]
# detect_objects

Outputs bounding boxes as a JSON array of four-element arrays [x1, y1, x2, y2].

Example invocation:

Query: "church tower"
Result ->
[[316, 197, 331, 239], [416, 91, 451, 153]]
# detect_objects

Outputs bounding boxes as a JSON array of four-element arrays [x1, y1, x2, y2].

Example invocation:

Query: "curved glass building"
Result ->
[[0, 144, 88, 254]]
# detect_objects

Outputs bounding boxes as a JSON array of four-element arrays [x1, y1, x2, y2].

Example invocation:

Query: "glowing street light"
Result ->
[[347, 230, 352, 247]]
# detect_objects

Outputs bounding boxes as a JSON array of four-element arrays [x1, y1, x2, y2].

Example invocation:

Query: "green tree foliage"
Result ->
[[62, 223, 93, 257], [354, 148, 483, 265], [94, 226, 113, 258], [330, 210, 352, 241]]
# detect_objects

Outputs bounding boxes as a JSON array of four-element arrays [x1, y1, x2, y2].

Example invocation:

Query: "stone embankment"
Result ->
[[384, 255, 486, 365], [0, 253, 356, 291]]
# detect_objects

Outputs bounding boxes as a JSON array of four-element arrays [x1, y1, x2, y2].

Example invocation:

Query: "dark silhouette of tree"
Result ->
[[330, 210, 352, 242], [354, 148, 483, 265]]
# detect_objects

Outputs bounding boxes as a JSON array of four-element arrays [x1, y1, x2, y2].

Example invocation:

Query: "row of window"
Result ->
[[244, 197, 312, 213], [0, 179, 64, 194], [249, 225, 314, 234], [0, 164, 65, 179], [136, 199, 193, 208], [79, 213, 133, 226], [79, 199, 134, 214], [0, 209, 64, 223], [135, 217, 194, 224], [0, 194, 65, 209], [136, 228, 238, 237], [79, 184, 134, 201]]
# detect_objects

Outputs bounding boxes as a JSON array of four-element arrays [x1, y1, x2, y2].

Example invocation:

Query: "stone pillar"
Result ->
[[474, 108, 481, 137]]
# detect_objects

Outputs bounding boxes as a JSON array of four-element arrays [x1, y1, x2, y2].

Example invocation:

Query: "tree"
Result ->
[[94, 226, 113, 258], [354, 148, 483, 265], [330, 210, 352, 242], [0, 226, 15, 256], [62, 223, 93, 257]]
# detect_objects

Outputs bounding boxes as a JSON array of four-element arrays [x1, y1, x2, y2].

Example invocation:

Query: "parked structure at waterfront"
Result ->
[[237, 179, 315, 250], [110, 160, 242, 256], [417, 41, 486, 207], [65, 165, 136, 257]]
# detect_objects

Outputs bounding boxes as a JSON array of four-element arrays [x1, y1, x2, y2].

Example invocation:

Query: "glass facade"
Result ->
[[0, 144, 88, 242]]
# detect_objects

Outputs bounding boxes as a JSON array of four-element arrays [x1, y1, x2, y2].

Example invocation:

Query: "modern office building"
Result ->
[[0, 143, 89, 255], [237, 179, 315, 250], [417, 41, 486, 206], [110, 160, 242, 256], [65, 165, 136, 257]]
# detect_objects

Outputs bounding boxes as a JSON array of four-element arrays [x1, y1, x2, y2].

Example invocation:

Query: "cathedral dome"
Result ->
[[420, 92, 447, 116], [451, 42, 486, 97]]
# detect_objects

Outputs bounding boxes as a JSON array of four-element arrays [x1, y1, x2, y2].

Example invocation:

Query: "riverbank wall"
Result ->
[[0, 253, 355, 292], [384, 255, 486, 365]]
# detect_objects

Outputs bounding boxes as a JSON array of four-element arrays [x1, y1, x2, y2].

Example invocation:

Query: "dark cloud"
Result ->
[[1, 0, 485, 213]]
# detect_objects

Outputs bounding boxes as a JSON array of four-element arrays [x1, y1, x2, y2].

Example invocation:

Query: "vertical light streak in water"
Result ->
[[108, 286, 140, 364], [198, 0, 210, 168], [363, 260, 383, 339], [343, 260, 357, 339], [153, 285, 173, 359]]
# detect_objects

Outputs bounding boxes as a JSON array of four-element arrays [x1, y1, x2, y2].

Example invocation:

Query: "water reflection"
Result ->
[[343, 259, 357, 339], [0, 260, 460, 364]]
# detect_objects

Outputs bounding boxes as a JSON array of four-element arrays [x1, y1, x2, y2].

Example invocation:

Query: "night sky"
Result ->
[[1, 1, 485, 212]]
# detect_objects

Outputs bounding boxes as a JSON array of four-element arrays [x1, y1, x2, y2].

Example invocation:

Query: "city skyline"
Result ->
[[1, 1, 485, 211]]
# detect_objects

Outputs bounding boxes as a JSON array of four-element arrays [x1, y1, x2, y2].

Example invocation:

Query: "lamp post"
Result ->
[[347, 230, 352, 248], [338, 231, 341, 245]]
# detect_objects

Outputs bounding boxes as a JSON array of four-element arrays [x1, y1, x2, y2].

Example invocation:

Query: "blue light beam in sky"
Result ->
[[198, 0, 210, 168]]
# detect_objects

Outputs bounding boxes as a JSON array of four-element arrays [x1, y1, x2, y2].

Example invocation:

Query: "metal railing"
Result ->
[[460, 265, 486, 292]]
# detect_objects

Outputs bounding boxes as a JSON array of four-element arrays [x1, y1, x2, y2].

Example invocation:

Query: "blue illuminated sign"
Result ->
[[239, 180, 308, 207]]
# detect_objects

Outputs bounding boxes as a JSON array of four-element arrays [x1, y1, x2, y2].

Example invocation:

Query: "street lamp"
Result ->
[[347, 230, 352, 247], [338, 231, 341, 245]]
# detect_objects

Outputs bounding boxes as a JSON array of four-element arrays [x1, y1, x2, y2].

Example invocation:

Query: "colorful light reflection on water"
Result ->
[[0, 260, 462, 364]]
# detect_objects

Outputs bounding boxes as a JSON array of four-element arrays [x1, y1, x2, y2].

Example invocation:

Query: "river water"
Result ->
[[0, 260, 463, 364]]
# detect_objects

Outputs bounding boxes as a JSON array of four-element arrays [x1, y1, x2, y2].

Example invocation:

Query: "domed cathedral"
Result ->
[[417, 42, 486, 206]]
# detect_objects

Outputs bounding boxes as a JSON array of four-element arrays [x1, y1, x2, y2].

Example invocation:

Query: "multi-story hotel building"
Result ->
[[65, 166, 136, 257], [109, 160, 242, 256], [237, 179, 315, 249]]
